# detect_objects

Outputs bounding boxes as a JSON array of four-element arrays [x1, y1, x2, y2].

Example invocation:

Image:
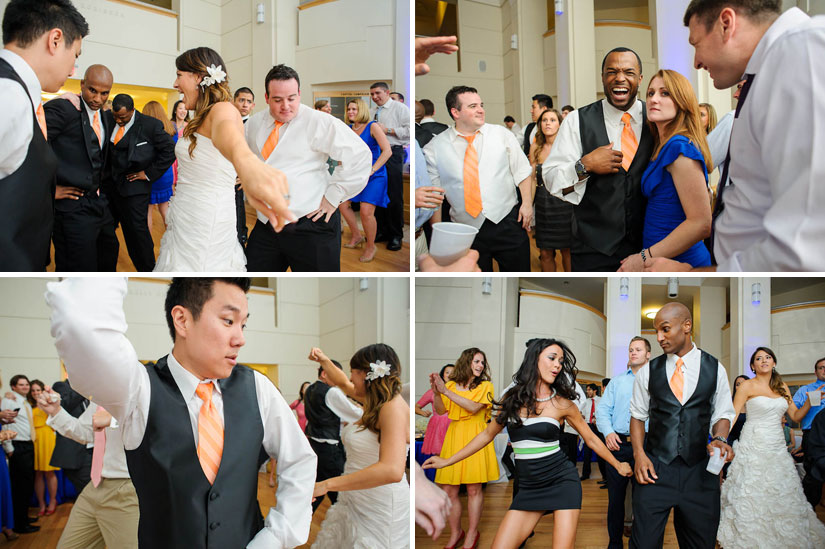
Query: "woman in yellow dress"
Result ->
[[29, 381, 59, 516], [430, 348, 499, 549]]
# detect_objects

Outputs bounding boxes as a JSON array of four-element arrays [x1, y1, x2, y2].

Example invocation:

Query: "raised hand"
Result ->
[[415, 36, 458, 76], [37, 386, 62, 416], [307, 347, 329, 364]]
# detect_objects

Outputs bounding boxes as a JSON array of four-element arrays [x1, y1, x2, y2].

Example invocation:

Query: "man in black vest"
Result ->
[[304, 359, 362, 513], [104, 94, 175, 272], [45, 64, 119, 271], [48, 379, 92, 493], [419, 99, 448, 136], [47, 277, 316, 548], [522, 93, 553, 155], [232, 86, 255, 246], [628, 303, 735, 549], [544, 47, 654, 271], [0, 0, 88, 271]]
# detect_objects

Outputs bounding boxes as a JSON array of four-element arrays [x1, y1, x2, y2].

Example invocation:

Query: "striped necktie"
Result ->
[[461, 132, 482, 217], [195, 383, 224, 484], [620, 112, 638, 171], [670, 358, 685, 404], [261, 121, 284, 161]]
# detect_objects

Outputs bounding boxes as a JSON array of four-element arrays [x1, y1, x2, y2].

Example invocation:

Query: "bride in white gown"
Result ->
[[307, 345, 410, 549], [718, 347, 825, 549], [153, 46, 294, 271]]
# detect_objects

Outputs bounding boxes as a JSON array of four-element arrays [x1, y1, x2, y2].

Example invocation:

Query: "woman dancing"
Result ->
[[425, 339, 631, 549], [717, 347, 825, 548], [308, 345, 410, 548], [154, 47, 294, 271]]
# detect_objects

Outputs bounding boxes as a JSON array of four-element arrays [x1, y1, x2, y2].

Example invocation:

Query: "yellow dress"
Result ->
[[32, 408, 59, 472], [435, 380, 500, 485]]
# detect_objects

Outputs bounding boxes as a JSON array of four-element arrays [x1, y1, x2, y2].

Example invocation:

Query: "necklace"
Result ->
[[536, 389, 556, 402]]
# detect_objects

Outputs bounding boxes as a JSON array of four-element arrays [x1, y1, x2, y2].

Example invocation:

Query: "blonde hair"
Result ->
[[647, 70, 712, 170], [346, 98, 371, 125], [698, 102, 717, 134], [175, 47, 232, 157], [349, 344, 402, 439], [142, 101, 176, 136]]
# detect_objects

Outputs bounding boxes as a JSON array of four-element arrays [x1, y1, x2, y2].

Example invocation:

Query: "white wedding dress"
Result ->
[[718, 396, 825, 548], [154, 134, 246, 271], [312, 423, 410, 549]]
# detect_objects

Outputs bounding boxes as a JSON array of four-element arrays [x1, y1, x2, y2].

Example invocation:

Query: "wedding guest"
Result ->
[[1, 375, 38, 534], [415, 364, 454, 458], [503, 115, 523, 141], [47, 277, 317, 547], [289, 381, 310, 433], [313, 99, 332, 114], [561, 105, 574, 119], [233, 87, 255, 122], [339, 98, 391, 263], [29, 381, 58, 517], [706, 79, 745, 173], [803, 397, 825, 508], [142, 101, 177, 231], [522, 93, 553, 155], [415, 101, 434, 148], [419, 99, 448, 136], [0, 0, 88, 270], [48, 379, 92, 494], [171, 99, 189, 136], [618, 69, 712, 271], [390, 91, 405, 104], [45, 63, 119, 271], [580, 383, 606, 481], [544, 47, 653, 271], [423, 85, 533, 272], [244, 64, 371, 272], [793, 357, 825, 458], [232, 87, 256, 246], [529, 108, 572, 272], [370, 81, 410, 252], [698, 102, 717, 134]]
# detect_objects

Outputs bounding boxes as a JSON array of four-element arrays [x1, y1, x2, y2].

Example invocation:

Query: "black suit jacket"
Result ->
[[805, 408, 825, 482], [415, 123, 434, 148], [48, 380, 90, 470], [421, 120, 448, 136], [104, 110, 176, 197], [522, 122, 536, 155], [43, 98, 113, 212]]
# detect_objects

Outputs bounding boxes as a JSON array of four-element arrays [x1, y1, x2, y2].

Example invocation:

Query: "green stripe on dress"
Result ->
[[512, 444, 559, 454]]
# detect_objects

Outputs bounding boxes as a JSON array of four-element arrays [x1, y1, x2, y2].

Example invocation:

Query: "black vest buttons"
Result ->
[[209, 492, 219, 501], [209, 521, 220, 530]]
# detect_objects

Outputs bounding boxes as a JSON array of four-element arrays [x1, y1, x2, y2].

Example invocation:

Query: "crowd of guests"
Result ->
[[415, 306, 825, 548]]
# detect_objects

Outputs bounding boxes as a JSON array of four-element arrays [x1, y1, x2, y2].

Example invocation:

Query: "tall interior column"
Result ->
[[555, 0, 596, 109], [605, 277, 642, 379]]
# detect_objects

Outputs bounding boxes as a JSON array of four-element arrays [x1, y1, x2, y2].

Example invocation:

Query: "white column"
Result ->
[[696, 284, 726, 360], [731, 277, 772, 377], [605, 277, 642, 379], [394, 0, 411, 105], [649, 0, 696, 89], [555, 0, 596, 109], [513, 0, 548, 123]]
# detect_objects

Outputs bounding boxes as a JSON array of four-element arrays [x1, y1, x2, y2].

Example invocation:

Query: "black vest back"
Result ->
[[576, 101, 653, 255], [125, 357, 264, 549], [645, 349, 717, 466], [0, 58, 57, 271], [304, 381, 341, 442]]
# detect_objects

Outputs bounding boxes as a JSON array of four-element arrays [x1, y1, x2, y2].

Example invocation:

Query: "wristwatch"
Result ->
[[711, 435, 728, 444], [575, 158, 588, 178]]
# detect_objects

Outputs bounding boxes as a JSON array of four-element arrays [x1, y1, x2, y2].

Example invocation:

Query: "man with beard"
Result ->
[[544, 47, 654, 272]]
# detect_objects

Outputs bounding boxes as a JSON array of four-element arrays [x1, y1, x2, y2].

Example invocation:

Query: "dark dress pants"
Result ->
[[9, 441, 34, 530], [630, 456, 720, 549], [571, 238, 637, 272], [235, 183, 248, 246], [581, 424, 607, 479], [309, 439, 345, 513], [245, 210, 341, 272], [606, 435, 635, 549], [376, 146, 405, 240], [471, 204, 530, 272], [53, 193, 119, 271], [109, 191, 155, 271], [61, 448, 93, 494]]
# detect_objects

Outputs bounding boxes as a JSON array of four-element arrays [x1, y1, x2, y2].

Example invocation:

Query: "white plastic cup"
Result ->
[[429, 222, 479, 266], [706, 446, 726, 475], [809, 390, 822, 407]]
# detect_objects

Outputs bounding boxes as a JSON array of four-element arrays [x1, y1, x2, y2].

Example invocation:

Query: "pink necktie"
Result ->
[[90, 408, 106, 487]]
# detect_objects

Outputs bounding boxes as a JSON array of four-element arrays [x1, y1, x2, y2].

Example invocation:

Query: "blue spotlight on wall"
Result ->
[[619, 277, 629, 301], [751, 283, 761, 305], [555, 0, 564, 16]]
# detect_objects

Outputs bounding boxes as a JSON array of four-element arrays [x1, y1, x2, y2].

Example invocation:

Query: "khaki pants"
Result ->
[[414, 231, 428, 271], [58, 478, 139, 549]]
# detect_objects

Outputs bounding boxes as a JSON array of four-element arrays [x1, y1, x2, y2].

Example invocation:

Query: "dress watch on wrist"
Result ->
[[711, 435, 728, 444], [575, 158, 588, 178]]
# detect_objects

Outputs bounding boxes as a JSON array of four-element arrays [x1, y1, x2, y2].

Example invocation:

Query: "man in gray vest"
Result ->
[[629, 303, 735, 549], [47, 277, 316, 549], [544, 47, 653, 272]]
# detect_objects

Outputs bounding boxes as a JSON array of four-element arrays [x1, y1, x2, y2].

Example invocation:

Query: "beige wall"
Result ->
[[771, 306, 825, 377]]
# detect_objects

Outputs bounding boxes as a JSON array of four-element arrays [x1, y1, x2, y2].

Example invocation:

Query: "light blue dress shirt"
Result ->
[[414, 140, 434, 230], [793, 380, 825, 430], [596, 367, 648, 436]]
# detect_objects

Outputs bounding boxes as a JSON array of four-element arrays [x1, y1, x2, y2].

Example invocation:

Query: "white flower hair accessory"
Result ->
[[366, 360, 391, 381], [199, 64, 226, 88]]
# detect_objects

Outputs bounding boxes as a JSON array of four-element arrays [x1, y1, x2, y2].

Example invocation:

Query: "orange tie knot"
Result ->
[[196, 382, 214, 403]]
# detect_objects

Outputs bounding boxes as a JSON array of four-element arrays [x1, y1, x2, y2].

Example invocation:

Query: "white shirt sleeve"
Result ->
[[629, 363, 651, 422], [543, 110, 589, 204], [388, 101, 410, 142], [307, 114, 372, 206], [325, 387, 363, 424], [710, 362, 736, 432], [503, 128, 534, 185], [707, 111, 734, 172], [248, 371, 317, 549], [46, 405, 97, 445], [0, 81, 34, 178]]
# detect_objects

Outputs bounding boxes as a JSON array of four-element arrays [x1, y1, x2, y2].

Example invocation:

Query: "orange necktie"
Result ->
[[36, 103, 47, 141], [670, 357, 685, 404], [261, 121, 284, 160], [113, 125, 124, 146], [461, 133, 482, 217], [620, 112, 638, 171], [92, 111, 102, 145], [195, 383, 224, 484]]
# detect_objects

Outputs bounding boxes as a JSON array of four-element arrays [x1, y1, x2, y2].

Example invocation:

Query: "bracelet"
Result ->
[[640, 248, 647, 262], [711, 435, 728, 444]]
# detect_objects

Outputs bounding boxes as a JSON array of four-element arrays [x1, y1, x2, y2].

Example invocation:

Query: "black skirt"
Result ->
[[510, 450, 582, 512], [534, 163, 573, 250]]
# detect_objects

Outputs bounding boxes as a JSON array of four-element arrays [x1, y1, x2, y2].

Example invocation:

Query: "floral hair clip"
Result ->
[[199, 64, 226, 88], [366, 360, 391, 381]]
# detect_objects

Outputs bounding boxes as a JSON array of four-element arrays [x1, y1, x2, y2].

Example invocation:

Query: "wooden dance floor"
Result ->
[[46, 202, 410, 273]]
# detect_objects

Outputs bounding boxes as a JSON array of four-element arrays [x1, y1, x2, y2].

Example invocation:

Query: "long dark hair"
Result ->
[[451, 348, 490, 390], [27, 379, 45, 408], [750, 346, 791, 403], [171, 99, 190, 124], [175, 47, 232, 157], [298, 381, 310, 402], [732, 374, 749, 398], [439, 363, 455, 382], [349, 343, 402, 438], [493, 338, 579, 427]]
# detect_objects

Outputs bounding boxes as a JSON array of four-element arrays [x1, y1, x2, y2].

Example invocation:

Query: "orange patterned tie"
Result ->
[[36, 102, 47, 140], [670, 357, 685, 404], [195, 383, 224, 484], [620, 112, 638, 171], [461, 133, 482, 218], [113, 125, 124, 146], [92, 111, 102, 145], [261, 121, 284, 160]]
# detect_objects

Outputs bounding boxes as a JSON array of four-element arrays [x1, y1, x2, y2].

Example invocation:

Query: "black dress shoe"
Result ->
[[375, 233, 389, 243], [386, 237, 402, 251], [597, 479, 607, 484], [13, 525, 40, 534]]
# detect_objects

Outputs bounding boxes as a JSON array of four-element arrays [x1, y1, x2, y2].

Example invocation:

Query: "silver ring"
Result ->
[[283, 193, 290, 200]]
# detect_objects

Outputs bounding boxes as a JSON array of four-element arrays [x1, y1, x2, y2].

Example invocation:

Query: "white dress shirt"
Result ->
[[371, 98, 410, 147], [0, 48, 40, 178], [544, 98, 644, 204], [580, 396, 601, 424], [714, 7, 825, 271], [110, 111, 135, 143], [1, 391, 34, 453], [563, 381, 587, 436], [46, 277, 317, 549], [47, 404, 130, 479], [82, 97, 106, 148], [707, 110, 734, 172], [423, 123, 532, 228], [630, 344, 735, 433], [245, 104, 371, 221], [308, 386, 363, 446]]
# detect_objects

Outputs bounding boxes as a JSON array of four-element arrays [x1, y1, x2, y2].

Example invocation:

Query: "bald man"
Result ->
[[628, 303, 735, 549], [44, 64, 119, 271]]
